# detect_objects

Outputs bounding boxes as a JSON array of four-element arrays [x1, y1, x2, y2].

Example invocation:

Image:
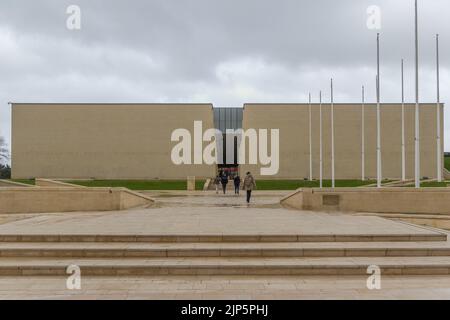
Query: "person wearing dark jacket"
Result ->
[[220, 174, 228, 194], [233, 175, 241, 195]]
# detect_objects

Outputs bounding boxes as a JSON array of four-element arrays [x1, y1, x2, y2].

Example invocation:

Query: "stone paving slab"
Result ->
[[2, 256, 450, 276], [2, 256, 450, 266], [1, 275, 450, 299], [0, 207, 442, 237], [0, 248, 433, 259], [0, 240, 449, 249]]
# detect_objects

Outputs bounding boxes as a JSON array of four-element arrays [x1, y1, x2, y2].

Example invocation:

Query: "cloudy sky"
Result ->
[[0, 0, 449, 151]]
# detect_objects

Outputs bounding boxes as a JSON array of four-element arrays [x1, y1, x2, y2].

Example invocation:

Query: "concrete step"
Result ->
[[2, 241, 450, 258], [2, 256, 450, 276], [0, 233, 445, 243]]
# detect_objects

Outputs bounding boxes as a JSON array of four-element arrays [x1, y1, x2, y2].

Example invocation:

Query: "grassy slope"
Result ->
[[250, 180, 378, 190], [417, 181, 449, 188], [8, 178, 449, 189], [66, 180, 206, 191], [66, 179, 378, 191], [66, 179, 382, 191], [445, 156, 450, 171]]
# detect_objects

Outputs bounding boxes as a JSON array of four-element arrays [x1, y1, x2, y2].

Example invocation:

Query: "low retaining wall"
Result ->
[[281, 188, 450, 215], [444, 169, 450, 180], [0, 187, 154, 214], [0, 180, 35, 187], [358, 213, 450, 231]]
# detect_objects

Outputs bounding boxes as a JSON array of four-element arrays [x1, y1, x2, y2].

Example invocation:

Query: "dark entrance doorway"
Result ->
[[213, 108, 243, 178]]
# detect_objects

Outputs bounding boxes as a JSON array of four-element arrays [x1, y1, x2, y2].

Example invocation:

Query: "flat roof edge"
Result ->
[[243, 102, 444, 106], [244, 101, 445, 106], [9, 102, 214, 106]]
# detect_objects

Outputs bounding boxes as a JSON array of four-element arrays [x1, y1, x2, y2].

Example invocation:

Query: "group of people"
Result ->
[[213, 171, 256, 203]]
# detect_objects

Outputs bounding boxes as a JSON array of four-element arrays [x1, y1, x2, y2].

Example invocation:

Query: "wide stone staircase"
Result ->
[[1, 232, 450, 276]]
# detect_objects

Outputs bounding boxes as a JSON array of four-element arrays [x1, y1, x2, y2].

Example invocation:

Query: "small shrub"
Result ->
[[0, 164, 11, 179]]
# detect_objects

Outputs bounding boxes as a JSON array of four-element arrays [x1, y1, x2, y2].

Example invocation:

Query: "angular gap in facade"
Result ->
[[213, 107, 243, 177]]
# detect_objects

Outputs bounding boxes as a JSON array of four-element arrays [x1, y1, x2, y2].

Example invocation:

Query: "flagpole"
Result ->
[[309, 92, 313, 181], [436, 34, 442, 182], [362, 85, 365, 181], [319, 91, 323, 189], [401, 59, 406, 181], [331, 79, 335, 188], [376, 33, 382, 188], [414, 0, 420, 188]]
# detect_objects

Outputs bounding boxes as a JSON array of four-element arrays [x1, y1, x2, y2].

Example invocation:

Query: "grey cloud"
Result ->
[[0, 0, 449, 149]]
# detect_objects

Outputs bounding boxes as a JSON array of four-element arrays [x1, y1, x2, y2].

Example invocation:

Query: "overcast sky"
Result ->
[[0, 0, 449, 151]]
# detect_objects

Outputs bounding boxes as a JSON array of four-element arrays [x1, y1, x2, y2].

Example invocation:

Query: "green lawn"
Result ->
[[65, 180, 206, 191], [445, 156, 450, 171], [415, 181, 449, 188], [5, 178, 408, 190], [64, 179, 379, 191], [254, 179, 378, 190]]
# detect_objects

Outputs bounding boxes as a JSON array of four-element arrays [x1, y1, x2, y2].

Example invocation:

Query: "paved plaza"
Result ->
[[0, 190, 450, 299], [0, 191, 440, 237]]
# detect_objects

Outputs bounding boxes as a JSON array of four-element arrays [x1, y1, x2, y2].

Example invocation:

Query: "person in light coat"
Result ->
[[214, 175, 221, 194], [243, 172, 256, 203]]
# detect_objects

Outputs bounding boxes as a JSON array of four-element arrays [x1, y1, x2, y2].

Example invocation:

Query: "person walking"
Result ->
[[213, 175, 221, 194], [233, 175, 241, 195], [220, 174, 228, 194], [243, 172, 256, 203]]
